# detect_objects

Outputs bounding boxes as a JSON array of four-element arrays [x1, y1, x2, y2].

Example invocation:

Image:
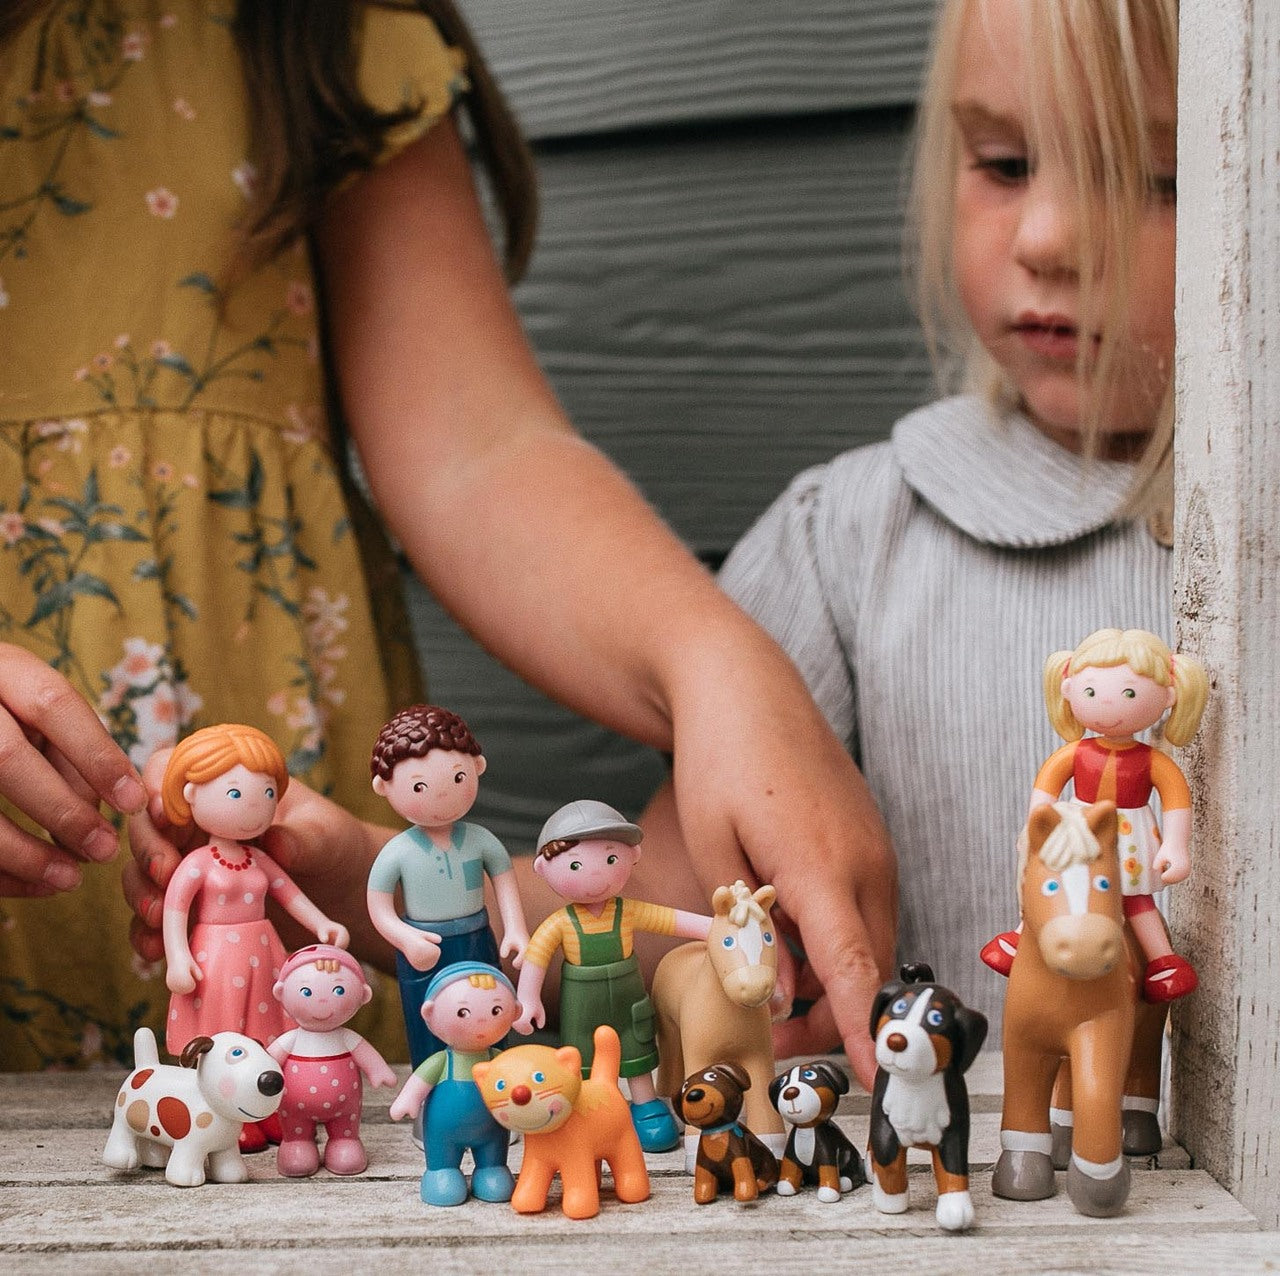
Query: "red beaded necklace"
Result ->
[[210, 844, 253, 872]]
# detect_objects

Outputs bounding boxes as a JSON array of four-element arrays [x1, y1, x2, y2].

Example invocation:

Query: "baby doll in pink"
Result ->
[[160, 724, 350, 1145], [269, 945, 397, 1176]]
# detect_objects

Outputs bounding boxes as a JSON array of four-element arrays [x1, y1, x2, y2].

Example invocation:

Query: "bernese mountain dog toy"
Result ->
[[768, 1060, 867, 1201], [868, 961, 988, 1231]]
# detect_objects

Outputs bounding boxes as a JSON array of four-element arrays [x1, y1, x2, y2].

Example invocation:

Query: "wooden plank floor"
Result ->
[[0, 1055, 1263, 1272]]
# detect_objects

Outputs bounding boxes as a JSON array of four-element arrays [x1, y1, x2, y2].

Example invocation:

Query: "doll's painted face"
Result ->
[[274, 962, 371, 1031], [372, 748, 485, 830], [1061, 663, 1175, 738], [535, 839, 641, 907], [421, 977, 518, 1052], [184, 764, 280, 841]]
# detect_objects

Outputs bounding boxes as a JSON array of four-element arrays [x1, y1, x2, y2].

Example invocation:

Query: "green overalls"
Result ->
[[558, 899, 658, 1078]]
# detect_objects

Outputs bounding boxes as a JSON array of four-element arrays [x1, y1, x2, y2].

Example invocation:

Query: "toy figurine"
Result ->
[[388, 963, 520, 1207], [473, 1025, 650, 1220], [982, 628, 1209, 1003], [368, 706, 529, 1076], [514, 800, 712, 1153], [868, 962, 987, 1231], [769, 1061, 867, 1202], [103, 1028, 284, 1188], [268, 945, 397, 1177], [678, 1062, 779, 1204], [160, 723, 349, 1150], [653, 880, 785, 1163], [995, 802, 1139, 1216]]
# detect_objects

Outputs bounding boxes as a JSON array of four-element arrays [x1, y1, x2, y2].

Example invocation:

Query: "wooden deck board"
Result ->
[[0, 1053, 1261, 1264]]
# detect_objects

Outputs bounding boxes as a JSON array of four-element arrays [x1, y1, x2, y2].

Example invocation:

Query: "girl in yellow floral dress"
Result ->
[[0, 1, 893, 1074]]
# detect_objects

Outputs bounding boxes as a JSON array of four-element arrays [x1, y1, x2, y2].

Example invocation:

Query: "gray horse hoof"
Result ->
[[1066, 1156, 1131, 1216], [1122, 1107, 1162, 1158], [1050, 1119, 1072, 1170], [992, 1149, 1055, 1200]]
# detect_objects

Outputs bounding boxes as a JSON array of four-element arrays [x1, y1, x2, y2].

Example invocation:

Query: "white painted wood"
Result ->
[[1171, 0, 1280, 1231], [461, 0, 935, 139]]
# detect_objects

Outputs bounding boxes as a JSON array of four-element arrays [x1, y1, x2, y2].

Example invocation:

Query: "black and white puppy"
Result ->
[[868, 962, 988, 1231], [768, 1061, 867, 1201]]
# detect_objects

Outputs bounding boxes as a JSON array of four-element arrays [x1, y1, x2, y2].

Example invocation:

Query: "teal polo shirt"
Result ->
[[368, 821, 512, 923]]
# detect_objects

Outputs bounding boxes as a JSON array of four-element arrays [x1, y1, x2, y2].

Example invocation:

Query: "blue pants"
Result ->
[[424, 1078, 509, 1172], [395, 913, 500, 1069]]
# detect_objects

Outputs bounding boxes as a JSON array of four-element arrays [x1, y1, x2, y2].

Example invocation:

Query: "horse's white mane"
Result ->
[[1039, 802, 1102, 871], [725, 880, 768, 928]]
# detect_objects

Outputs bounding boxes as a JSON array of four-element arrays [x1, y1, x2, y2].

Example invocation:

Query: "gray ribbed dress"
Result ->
[[719, 395, 1172, 1029]]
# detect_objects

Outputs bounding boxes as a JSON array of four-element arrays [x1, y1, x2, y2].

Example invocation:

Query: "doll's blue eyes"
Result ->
[[230, 1047, 244, 1058], [265, 786, 275, 799], [227, 788, 241, 799], [722, 936, 736, 949], [802, 1069, 817, 1080], [334, 985, 345, 996], [763, 932, 775, 945], [926, 1009, 944, 1027], [532, 1071, 545, 1084], [301, 987, 312, 997], [1042, 880, 1062, 896], [891, 997, 908, 1014], [1094, 876, 1111, 891], [495, 1079, 506, 1092]]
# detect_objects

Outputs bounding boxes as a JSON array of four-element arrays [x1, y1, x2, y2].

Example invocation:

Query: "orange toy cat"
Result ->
[[473, 1025, 650, 1219]]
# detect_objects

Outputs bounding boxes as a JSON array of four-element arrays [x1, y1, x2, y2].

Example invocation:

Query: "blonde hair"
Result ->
[[1043, 627, 1209, 746], [908, 0, 1179, 518], [161, 723, 289, 826]]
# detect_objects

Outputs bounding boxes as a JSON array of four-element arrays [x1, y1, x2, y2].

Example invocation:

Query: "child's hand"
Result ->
[[0, 644, 147, 896], [641, 644, 896, 1093], [1153, 842, 1191, 885], [315, 919, 351, 949], [123, 756, 396, 968], [513, 1001, 544, 1034], [165, 951, 202, 995]]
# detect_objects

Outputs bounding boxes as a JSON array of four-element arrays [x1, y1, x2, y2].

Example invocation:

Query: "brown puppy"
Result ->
[[678, 1062, 779, 1204]]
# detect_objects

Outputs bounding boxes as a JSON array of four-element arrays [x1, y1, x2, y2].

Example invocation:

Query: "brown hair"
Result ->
[[233, 1, 536, 281], [370, 704, 481, 780], [4, 1, 537, 281], [161, 724, 290, 827], [538, 838, 580, 862]]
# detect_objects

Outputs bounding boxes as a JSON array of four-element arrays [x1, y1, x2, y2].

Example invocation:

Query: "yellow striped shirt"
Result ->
[[524, 897, 678, 969]]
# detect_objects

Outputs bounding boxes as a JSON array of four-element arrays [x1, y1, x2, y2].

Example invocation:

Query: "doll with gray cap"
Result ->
[[514, 800, 713, 1153]]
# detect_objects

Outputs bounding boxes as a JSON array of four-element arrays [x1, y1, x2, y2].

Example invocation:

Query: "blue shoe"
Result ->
[[471, 1164, 515, 1202], [630, 1099, 680, 1153], [420, 1167, 468, 1207]]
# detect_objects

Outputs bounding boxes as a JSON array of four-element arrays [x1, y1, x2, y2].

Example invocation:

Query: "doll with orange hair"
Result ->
[[983, 629, 1209, 1002], [160, 724, 350, 1068]]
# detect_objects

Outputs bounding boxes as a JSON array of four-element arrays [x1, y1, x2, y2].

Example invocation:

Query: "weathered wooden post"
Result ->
[[1172, 0, 1280, 1229]]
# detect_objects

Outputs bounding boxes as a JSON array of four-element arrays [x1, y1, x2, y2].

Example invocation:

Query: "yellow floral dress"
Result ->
[[0, 1, 464, 1069]]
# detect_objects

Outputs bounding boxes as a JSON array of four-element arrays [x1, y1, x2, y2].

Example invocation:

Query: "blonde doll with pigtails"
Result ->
[[982, 629, 1208, 1002]]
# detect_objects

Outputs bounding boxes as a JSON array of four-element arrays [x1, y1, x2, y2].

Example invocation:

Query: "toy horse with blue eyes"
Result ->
[[994, 799, 1152, 1217], [653, 881, 785, 1151]]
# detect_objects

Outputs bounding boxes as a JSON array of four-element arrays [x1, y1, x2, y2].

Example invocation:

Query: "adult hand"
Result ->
[[0, 644, 147, 896]]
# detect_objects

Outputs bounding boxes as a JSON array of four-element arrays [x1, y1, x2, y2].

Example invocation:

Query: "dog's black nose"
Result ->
[[782, 1085, 800, 1101], [258, 1070, 284, 1097], [685, 1087, 705, 1104]]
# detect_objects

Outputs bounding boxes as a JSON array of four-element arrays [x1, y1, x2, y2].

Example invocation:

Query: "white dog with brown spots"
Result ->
[[103, 1027, 284, 1187]]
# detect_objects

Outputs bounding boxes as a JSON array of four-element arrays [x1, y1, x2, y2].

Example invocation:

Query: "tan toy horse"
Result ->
[[653, 881, 784, 1146], [996, 799, 1161, 1216]]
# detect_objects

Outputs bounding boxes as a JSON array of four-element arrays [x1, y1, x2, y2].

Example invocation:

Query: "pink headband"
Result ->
[[277, 944, 365, 985]]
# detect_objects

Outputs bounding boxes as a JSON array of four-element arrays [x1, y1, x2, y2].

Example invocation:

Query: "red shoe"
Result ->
[[980, 930, 1020, 976], [1143, 953, 1199, 1003], [238, 1120, 269, 1154]]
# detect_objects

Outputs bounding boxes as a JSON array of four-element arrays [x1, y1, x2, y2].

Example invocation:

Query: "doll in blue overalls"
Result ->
[[389, 962, 519, 1206]]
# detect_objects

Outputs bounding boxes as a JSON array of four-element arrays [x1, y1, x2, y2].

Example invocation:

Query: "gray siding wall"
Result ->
[[405, 1, 937, 845]]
